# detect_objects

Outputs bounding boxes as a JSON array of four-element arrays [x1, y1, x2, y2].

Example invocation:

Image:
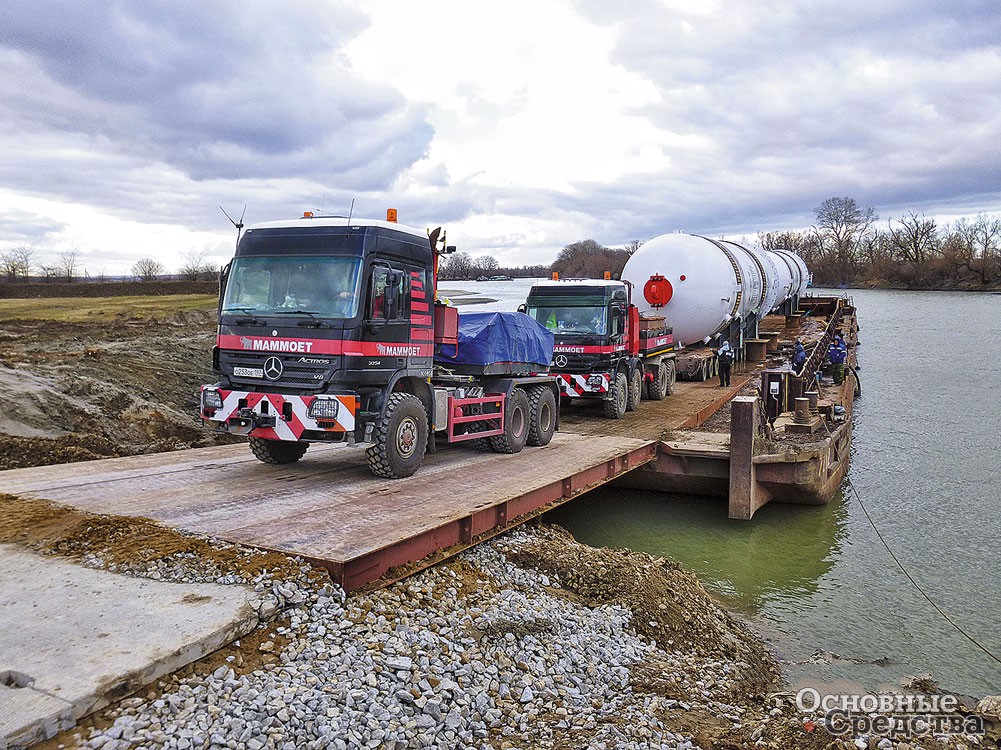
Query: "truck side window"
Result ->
[[370, 267, 408, 320], [610, 305, 624, 338]]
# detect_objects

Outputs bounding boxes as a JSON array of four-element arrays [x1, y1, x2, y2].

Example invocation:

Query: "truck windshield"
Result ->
[[526, 303, 607, 335], [222, 256, 363, 319]]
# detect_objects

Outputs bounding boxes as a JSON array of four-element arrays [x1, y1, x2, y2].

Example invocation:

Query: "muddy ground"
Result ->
[[0, 310, 236, 470]]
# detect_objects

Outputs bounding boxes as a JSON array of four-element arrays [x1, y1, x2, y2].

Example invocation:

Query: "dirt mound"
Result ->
[[499, 524, 780, 699], [0, 312, 234, 469], [0, 493, 317, 584], [0, 433, 124, 470]]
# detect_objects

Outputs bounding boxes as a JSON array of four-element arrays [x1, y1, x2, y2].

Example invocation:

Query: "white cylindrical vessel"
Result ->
[[621, 232, 809, 347]]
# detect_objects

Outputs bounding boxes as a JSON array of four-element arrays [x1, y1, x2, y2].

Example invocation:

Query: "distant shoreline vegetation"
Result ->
[[759, 197, 1001, 291], [3, 198, 999, 292]]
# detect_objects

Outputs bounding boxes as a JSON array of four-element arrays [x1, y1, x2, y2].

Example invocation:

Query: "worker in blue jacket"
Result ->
[[828, 339, 847, 384], [792, 340, 806, 371]]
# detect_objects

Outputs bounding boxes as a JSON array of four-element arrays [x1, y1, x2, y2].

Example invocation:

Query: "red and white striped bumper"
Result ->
[[201, 388, 358, 441], [556, 373, 610, 397]]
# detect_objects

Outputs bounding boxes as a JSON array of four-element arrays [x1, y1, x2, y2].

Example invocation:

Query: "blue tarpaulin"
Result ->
[[435, 311, 553, 373]]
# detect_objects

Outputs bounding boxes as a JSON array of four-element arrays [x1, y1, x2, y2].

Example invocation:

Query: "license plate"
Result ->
[[234, 366, 264, 378]]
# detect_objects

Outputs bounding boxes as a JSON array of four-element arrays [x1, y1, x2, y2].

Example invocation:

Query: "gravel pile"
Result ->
[[69, 528, 755, 750]]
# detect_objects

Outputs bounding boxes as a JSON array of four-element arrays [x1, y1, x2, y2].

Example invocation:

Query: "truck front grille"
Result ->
[[553, 353, 602, 371], [221, 350, 335, 391]]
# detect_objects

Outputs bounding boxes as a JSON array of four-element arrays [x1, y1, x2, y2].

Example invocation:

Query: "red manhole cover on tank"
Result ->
[[643, 275, 673, 308]]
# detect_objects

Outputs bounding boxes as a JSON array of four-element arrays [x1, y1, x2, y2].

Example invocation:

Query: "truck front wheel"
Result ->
[[490, 388, 530, 453], [249, 437, 309, 464], [367, 393, 428, 479], [526, 386, 557, 447], [603, 374, 627, 419]]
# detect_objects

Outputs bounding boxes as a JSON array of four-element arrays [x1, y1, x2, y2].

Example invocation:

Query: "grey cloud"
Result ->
[[556, 1, 1001, 239], [0, 1, 433, 186]]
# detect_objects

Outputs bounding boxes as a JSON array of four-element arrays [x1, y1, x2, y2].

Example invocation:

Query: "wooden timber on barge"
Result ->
[[0, 295, 856, 589]]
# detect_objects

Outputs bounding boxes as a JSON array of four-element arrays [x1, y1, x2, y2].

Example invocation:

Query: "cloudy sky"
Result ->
[[1, 0, 999, 275]]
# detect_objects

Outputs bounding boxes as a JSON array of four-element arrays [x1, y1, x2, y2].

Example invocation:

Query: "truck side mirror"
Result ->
[[218, 262, 231, 309], [384, 270, 404, 319], [517, 303, 527, 314]]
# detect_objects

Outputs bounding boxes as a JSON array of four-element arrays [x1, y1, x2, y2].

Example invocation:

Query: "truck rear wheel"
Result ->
[[603, 373, 627, 419], [644, 360, 668, 400], [249, 437, 309, 464], [490, 388, 530, 453], [626, 368, 643, 411], [663, 359, 676, 395], [367, 392, 428, 479], [526, 386, 557, 447]]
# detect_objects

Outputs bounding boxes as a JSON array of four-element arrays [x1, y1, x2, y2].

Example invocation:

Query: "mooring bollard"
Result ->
[[793, 397, 811, 423], [805, 390, 819, 414]]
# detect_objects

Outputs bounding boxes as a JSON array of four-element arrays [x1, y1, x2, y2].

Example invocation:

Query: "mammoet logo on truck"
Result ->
[[239, 336, 314, 353], [554, 345, 586, 353], [376, 343, 423, 356]]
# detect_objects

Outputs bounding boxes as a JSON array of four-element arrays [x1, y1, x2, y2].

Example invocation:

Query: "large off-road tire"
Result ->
[[366, 392, 428, 479], [249, 437, 309, 464], [646, 361, 668, 400], [626, 368, 643, 411], [663, 359, 676, 396], [489, 388, 530, 454], [603, 373, 627, 420], [463, 420, 494, 451], [526, 385, 557, 447]]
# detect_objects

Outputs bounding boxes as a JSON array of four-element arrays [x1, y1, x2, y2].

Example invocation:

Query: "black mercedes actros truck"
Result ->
[[200, 211, 557, 478]]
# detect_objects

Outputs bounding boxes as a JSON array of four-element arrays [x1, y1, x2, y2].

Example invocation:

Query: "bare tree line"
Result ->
[[761, 197, 1001, 288], [4, 200, 999, 289], [0, 247, 219, 283]]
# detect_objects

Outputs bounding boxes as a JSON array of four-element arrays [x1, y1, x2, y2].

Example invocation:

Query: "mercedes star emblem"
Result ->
[[263, 356, 283, 381], [554, 354, 568, 368]]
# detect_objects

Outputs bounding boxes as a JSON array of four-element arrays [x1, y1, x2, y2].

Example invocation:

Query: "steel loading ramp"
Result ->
[[0, 434, 655, 590]]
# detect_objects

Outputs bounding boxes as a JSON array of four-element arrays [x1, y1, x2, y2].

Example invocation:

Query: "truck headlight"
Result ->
[[587, 374, 604, 388], [307, 396, 340, 420], [202, 388, 224, 410]]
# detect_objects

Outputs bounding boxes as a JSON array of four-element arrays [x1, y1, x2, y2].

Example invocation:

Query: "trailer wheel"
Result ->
[[489, 388, 530, 454], [603, 373, 627, 419], [626, 368, 643, 411], [249, 437, 309, 464], [647, 361, 669, 400], [366, 393, 428, 478], [526, 386, 557, 447]]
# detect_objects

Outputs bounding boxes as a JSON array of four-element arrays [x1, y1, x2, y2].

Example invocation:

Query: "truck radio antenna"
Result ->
[[220, 205, 247, 249], [347, 198, 355, 225]]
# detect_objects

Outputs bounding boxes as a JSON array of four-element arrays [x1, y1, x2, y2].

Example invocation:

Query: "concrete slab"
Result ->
[[0, 545, 263, 749]]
